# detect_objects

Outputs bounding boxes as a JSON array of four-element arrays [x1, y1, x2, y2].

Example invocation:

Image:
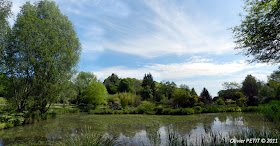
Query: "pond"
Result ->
[[0, 112, 278, 145]]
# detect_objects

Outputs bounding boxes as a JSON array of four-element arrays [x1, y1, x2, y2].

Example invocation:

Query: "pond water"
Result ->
[[0, 112, 278, 145]]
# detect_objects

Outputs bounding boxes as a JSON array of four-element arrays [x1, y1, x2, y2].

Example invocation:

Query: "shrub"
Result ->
[[215, 98, 225, 105], [241, 106, 260, 112], [5, 122, 14, 128], [162, 108, 172, 115], [0, 97, 6, 104], [115, 93, 129, 108], [169, 108, 182, 115], [193, 106, 202, 113], [138, 101, 156, 114], [262, 100, 280, 125], [0, 123, 5, 129], [225, 107, 235, 112], [13, 116, 25, 126], [203, 106, 219, 113], [182, 108, 195, 115], [160, 97, 173, 106], [235, 106, 242, 112], [114, 93, 141, 108], [154, 105, 164, 115]]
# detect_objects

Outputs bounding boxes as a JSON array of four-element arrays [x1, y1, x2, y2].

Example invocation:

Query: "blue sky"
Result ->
[[10, 0, 279, 96]]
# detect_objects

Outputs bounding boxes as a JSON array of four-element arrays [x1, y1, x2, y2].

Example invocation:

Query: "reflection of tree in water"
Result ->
[[168, 121, 199, 136], [202, 116, 215, 133], [106, 123, 145, 139], [217, 114, 227, 123], [145, 122, 161, 145], [241, 113, 279, 133]]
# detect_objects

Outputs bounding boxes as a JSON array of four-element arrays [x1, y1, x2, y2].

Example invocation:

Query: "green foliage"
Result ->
[[269, 70, 280, 82], [58, 80, 78, 105], [241, 106, 261, 112], [215, 98, 225, 106], [193, 106, 202, 113], [225, 99, 236, 105], [118, 78, 135, 93], [262, 100, 280, 125], [138, 101, 156, 114], [74, 72, 97, 104], [83, 80, 107, 106], [200, 87, 212, 104], [242, 75, 260, 105], [115, 92, 129, 108], [140, 85, 154, 101], [172, 88, 196, 107], [114, 92, 141, 108], [132, 78, 142, 94], [190, 88, 197, 96], [236, 96, 246, 107], [259, 84, 275, 103], [222, 82, 241, 90], [4, 0, 81, 114], [0, 123, 5, 129], [141, 73, 156, 100], [157, 81, 177, 100], [103, 73, 120, 94], [0, 97, 6, 104], [0, 73, 10, 97], [181, 108, 195, 115], [159, 96, 173, 106], [203, 106, 219, 113], [233, 0, 280, 63]]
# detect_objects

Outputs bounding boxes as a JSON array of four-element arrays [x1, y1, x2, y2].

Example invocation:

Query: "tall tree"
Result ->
[[141, 73, 156, 100], [268, 70, 280, 82], [103, 73, 120, 94], [190, 88, 197, 97], [233, 0, 280, 63], [242, 75, 260, 106], [158, 81, 177, 100], [200, 88, 212, 104], [4, 0, 81, 113], [242, 75, 259, 97], [0, 0, 12, 98], [118, 78, 135, 93]]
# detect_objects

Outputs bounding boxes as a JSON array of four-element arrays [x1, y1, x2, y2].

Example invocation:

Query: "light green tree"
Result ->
[[4, 0, 81, 113], [83, 80, 108, 106], [172, 88, 193, 108], [74, 72, 97, 104]]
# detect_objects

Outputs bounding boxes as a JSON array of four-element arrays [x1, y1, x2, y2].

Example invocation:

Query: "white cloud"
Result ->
[[9, 0, 236, 58], [103, 0, 235, 58]]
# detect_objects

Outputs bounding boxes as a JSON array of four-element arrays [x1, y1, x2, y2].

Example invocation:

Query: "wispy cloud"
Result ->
[[103, 0, 235, 58], [10, 0, 235, 58]]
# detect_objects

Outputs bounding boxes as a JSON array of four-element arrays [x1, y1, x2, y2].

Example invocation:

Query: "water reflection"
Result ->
[[0, 113, 278, 145]]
